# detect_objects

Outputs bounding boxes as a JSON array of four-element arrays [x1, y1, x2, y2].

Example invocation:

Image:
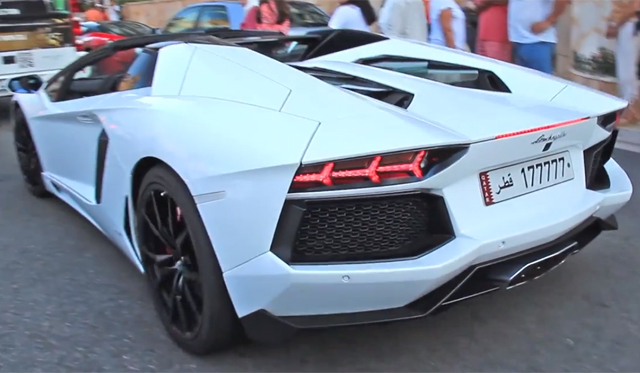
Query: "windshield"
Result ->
[[288, 2, 329, 27], [101, 21, 154, 36]]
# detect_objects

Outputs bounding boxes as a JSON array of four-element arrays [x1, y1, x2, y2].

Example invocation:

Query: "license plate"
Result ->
[[479, 151, 574, 206], [16, 51, 34, 68]]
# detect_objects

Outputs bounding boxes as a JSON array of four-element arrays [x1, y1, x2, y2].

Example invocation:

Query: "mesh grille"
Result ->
[[585, 145, 604, 186], [291, 194, 440, 263], [584, 131, 616, 191]]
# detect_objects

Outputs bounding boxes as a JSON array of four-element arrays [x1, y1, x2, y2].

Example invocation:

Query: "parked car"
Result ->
[[162, 0, 330, 35], [77, 20, 159, 51], [0, 0, 79, 97], [287, 0, 331, 35]]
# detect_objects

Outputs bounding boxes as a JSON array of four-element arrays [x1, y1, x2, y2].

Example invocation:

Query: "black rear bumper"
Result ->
[[240, 215, 617, 343]]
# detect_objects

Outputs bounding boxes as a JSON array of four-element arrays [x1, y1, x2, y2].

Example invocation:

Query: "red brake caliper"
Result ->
[[166, 207, 183, 254], [167, 207, 183, 254]]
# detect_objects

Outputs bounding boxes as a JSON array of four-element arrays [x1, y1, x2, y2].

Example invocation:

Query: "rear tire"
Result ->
[[13, 106, 51, 198], [134, 165, 243, 355]]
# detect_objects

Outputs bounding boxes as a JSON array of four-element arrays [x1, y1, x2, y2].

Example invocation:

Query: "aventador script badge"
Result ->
[[531, 131, 566, 145], [531, 131, 567, 152]]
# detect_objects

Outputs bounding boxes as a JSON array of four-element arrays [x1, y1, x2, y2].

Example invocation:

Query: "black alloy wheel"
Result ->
[[139, 188, 203, 337], [135, 165, 242, 355], [13, 106, 50, 198]]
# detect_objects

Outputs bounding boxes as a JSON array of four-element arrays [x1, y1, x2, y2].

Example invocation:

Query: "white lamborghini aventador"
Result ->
[[8, 29, 633, 355]]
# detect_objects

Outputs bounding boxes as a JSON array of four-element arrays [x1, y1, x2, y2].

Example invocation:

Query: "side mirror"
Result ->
[[153, 27, 162, 34], [8, 75, 42, 94]]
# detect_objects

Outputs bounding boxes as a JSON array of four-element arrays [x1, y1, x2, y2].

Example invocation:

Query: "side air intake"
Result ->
[[293, 66, 414, 109], [356, 55, 511, 93]]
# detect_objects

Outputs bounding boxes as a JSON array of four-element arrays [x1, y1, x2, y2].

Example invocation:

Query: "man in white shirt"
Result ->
[[108, 3, 121, 20], [508, 0, 570, 74], [378, 0, 428, 42], [428, 0, 467, 49]]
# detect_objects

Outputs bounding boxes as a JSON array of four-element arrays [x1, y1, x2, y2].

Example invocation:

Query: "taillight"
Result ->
[[597, 109, 623, 131], [290, 147, 468, 192], [495, 117, 589, 139]]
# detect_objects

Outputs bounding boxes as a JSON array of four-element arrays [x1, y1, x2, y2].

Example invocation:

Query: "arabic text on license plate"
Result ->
[[16, 51, 34, 69], [479, 151, 574, 206]]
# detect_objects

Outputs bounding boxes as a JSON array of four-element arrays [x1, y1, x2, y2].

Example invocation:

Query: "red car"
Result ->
[[76, 20, 158, 52]]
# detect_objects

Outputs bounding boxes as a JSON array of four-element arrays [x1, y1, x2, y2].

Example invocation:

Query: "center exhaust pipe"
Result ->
[[487, 242, 579, 289]]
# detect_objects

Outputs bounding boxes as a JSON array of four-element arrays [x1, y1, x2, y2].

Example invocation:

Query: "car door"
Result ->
[[27, 50, 134, 205], [162, 6, 202, 33]]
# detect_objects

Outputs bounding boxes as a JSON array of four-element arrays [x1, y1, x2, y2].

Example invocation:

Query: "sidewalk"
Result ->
[[616, 122, 640, 153]]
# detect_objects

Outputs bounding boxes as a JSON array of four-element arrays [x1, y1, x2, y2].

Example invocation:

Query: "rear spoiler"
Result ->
[[102, 28, 386, 63], [227, 34, 322, 44], [202, 28, 285, 39], [204, 27, 322, 47], [203, 28, 387, 61]]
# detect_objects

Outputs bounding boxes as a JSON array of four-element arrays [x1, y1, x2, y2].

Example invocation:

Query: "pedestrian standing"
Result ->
[[423, 0, 431, 37], [328, 0, 376, 32], [244, 0, 259, 14], [606, 0, 640, 125], [84, 1, 108, 21], [107, 0, 121, 21], [429, 0, 467, 50], [378, 0, 428, 41], [508, 0, 570, 74], [255, 0, 291, 34], [474, 0, 510, 62], [241, 0, 260, 29]]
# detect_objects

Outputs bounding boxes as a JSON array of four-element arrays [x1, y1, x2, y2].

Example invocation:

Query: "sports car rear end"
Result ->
[[229, 126, 628, 342], [211, 39, 632, 341]]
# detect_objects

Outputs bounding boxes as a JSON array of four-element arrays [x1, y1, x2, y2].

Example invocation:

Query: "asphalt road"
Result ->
[[1, 119, 639, 372]]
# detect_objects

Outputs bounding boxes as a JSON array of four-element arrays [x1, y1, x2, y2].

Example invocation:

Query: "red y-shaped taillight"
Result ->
[[290, 147, 467, 192]]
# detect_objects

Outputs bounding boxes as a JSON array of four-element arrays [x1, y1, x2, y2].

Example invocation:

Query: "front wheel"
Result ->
[[134, 165, 242, 355], [13, 106, 51, 198]]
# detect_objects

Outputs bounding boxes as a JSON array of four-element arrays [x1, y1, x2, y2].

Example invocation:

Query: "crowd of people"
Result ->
[[83, 0, 121, 21], [608, 0, 640, 125], [238, 0, 568, 72], [238, 0, 640, 124], [237, 0, 569, 71]]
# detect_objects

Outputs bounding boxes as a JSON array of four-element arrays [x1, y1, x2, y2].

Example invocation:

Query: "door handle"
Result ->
[[76, 114, 95, 124]]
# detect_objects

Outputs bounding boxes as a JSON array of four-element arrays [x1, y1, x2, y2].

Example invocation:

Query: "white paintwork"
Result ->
[[11, 36, 633, 320]]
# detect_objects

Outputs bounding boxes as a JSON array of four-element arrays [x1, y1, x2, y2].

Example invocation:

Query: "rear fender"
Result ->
[[99, 94, 320, 272]]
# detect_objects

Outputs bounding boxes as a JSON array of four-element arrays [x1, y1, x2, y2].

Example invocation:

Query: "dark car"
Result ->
[[288, 0, 330, 31]]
